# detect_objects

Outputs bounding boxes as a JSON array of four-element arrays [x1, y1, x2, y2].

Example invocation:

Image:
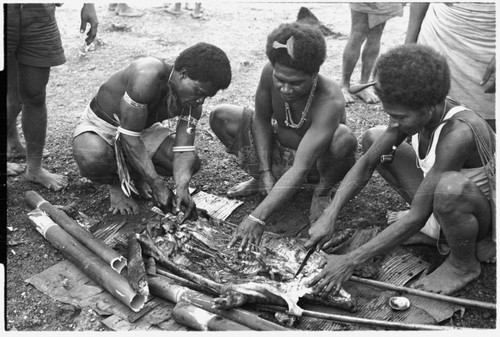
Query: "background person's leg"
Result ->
[[341, 10, 369, 104], [17, 63, 68, 190]]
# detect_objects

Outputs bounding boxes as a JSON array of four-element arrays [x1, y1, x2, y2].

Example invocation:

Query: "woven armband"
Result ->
[[247, 214, 266, 227], [116, 126, 142, 137], [173, 146, 196, 152], [179, 115, 199, 127], [123, 91, 147, 109]]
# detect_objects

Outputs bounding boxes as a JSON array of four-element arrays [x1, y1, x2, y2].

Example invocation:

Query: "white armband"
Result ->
[[123, 91, 147, 109], [116, 126, 141, 137], [173, 146, 196, 152]]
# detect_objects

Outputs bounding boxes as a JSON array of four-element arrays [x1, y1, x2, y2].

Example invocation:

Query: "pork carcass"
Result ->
[[138, 211, 357, 317]]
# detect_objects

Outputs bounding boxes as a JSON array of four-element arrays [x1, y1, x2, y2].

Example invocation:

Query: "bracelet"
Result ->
[[258, 168, 272, 174], [173, 146, 196, 152], [247, 214, 266, 227]]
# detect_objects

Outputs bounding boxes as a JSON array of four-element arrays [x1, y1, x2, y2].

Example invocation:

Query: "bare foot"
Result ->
[[6, 162, 26, 176], [309, 194, 331, 223], [25, 167, 68, 191], [136, 179, 153, 200], [108, 184, 139, 215], [411, 257, 481, 294], [7, 139, 26, 159], [387, 210, 409, 225], [227, 178, 259, 198], [476, 238, 496, 263], [341, 87, 356, 104], [356, 86, 380, 104]]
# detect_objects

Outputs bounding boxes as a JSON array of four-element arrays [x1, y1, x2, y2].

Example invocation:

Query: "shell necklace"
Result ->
[[284, 74, 319, 129]]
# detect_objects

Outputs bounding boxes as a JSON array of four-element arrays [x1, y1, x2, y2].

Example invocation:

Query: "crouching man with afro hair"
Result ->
[[210, 22, 357, 251], [73, 43, 231, 218]]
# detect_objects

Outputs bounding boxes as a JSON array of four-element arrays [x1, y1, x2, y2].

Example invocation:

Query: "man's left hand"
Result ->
[[80, 4, 98, 45], [228, 217, 264, 252]]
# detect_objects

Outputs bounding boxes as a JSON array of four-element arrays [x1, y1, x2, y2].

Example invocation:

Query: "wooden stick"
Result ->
[[173, 302, 253, 331], [25, 191, 126, 273], [257, 304, 456, 331], [136, 232, 223, 294], [127, 234, 149, 296], [350, 276, 496, 311], [155, 266, 219, 296]]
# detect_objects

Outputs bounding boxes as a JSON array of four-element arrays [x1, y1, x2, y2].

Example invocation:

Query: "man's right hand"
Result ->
[[304, 214, 336, 251], [151, 179, 175, 215]]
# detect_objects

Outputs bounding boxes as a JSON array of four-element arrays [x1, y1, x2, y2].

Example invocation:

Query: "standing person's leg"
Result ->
[[6, 68, 26, 181], [356, 22, 385, 103], [16, 63, 68, 191], [341, 10, 369, 104], [411, 172, 493, 294], [6, 56, 26, 160]]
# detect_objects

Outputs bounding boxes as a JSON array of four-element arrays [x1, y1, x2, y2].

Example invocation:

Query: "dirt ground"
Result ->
[[3, 2, 496, 331]]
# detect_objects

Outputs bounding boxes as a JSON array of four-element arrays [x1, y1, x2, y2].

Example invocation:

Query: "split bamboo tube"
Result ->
[[25, 191, 126, 272], [149, 275, 293, 331], [27, 209, 146, 312], [173, 302, 253, 331]]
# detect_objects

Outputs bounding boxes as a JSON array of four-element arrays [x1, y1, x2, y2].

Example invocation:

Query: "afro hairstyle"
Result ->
[[373, 44, 450, 109], [174, 42, 232, 94], [265, 22, 326, 74]]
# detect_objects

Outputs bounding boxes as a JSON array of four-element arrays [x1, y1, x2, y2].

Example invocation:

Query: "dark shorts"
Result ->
[[226, 108, 319, 181], [6, 4, 66, 67]]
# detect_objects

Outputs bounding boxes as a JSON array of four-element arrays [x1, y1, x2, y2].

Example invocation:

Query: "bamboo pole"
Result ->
[[350, 276, 496, 311], [257, 304, 456, 331], [25, 191, 126, 273], [27, 209, 146, 312], [149, 275, 293, 331], [173, 302, 253, 331], [127, 234, 149, 296]]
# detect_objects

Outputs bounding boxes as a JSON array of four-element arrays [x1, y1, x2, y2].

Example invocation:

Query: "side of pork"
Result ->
[[141, 213, 358, 316]]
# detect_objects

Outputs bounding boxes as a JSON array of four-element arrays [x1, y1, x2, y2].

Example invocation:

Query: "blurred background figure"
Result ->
[[405, 2, 496, 131], [341, 2, 404, 104], [164, 2, 202, 18], [109, 3, 144, 17]]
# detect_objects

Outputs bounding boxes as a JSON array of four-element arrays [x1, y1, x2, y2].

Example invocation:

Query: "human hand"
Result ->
[[80, 4, 98, 45], [258, 170, 276, 196], [306, 254, 355, 297], [481, 55, 495, 94], [175, 187, 198, 224], [304, 215, 335, 251], [152, 179, 175, 215], [227, 216, 264, 252]]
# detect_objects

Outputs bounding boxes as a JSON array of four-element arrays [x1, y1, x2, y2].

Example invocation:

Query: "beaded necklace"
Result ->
[[284, 74, 319, 129]]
